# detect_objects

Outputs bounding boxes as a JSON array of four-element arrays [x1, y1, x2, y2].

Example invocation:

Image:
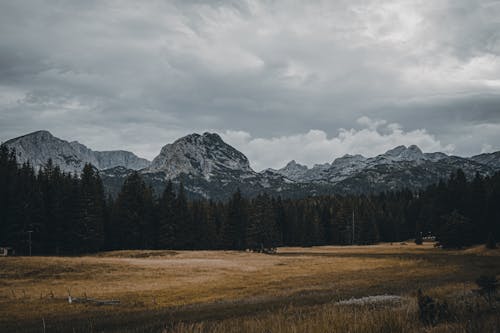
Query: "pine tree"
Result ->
[[142, 185, 156, 249], [221, 189, 247, 250], [274, 197, 287, 246], [73, 164, 105, 253], [173, 182, 193, 249], [469, 173, 487, 241], [110, 172, 151, 249], [304, 201, 324, 246], [38, 159, 67, 254], [158, 181, 176, 249], [2, 138, 500, 254], [0, 148, 42, 254], [356, 198, 379, 245], [15, 162, 43, 253], [438, 210, 475, 248], [203, 201, 219, 249], [334, 200, 352, 245], [246, 193, 279, 251], [487, 173, 500, 244]]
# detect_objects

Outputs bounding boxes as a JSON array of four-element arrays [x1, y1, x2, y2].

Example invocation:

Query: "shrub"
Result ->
[[476, 275, 498, 307], [486, 232, 497, 249], [417, 289, 448, 325]]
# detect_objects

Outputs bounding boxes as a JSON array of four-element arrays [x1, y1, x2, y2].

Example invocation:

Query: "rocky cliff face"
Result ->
[[141, 132, 296, 199], [4, 130, 150, 174], [266, 160, 308, 181], [146, 132, 253, 179], [95, 151, 150, 170], [471, 151, 500, 170]]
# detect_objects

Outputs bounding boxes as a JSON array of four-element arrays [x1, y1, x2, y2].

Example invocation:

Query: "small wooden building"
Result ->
[[0, 247, 15, 256]]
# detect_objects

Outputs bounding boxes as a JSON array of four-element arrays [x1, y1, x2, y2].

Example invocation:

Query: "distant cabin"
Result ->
[[422, 236, 436, 242], [0, 247, 15, 256]]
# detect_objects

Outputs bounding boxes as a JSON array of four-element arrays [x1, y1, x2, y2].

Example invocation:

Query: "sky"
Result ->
[[1, 0, 500, 171]]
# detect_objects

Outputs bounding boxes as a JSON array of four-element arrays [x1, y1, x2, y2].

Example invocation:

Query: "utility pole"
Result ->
[[352, 209, 355, 245], [28, 230, 33, 256]]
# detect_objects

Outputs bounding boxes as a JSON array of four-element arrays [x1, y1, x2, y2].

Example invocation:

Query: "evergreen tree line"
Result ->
[[0, 146, 105, 254], [1, 145, 499, 254]]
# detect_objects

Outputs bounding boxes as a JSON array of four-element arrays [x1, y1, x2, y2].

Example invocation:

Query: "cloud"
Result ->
[[221, 117, 454, 171], [0, 0, 499, 165]]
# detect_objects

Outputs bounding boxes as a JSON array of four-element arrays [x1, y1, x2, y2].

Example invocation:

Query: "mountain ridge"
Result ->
[[4, 130, 151, 174], [3, 130, 500, 199]]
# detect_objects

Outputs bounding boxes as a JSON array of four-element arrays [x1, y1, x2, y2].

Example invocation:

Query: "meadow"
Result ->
[[1, 243, 499, 332]]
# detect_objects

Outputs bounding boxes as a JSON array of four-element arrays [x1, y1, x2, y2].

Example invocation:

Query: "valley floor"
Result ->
[[1, 243, 499, 332]]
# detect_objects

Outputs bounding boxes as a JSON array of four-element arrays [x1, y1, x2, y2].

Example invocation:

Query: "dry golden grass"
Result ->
[[164, 293, 500, 333], [1, 243, 499, 332]]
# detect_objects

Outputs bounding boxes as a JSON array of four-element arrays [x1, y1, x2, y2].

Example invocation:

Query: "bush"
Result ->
[[417, 289, 448, 325], [415, 234, 423, 245], [476, 275, 498, 306], [486, 232, 497, 249]]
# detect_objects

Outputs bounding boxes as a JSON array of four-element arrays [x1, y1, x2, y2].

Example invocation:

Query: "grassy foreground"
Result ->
[[1, 243, 499, 332]]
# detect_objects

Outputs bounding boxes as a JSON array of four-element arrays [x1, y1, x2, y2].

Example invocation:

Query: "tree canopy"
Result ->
[[1, 145, 499, 254]]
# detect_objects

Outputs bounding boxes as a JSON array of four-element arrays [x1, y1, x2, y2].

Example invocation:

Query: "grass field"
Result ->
[[1, 243, 499, 332]]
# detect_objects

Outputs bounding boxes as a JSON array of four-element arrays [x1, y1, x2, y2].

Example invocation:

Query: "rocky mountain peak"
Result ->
[[4, 130, 150, 173], [332, 154, 366, 165], [384, 145, 407, 156], [285, 160, 308, 169], [382, 144, 425, 161], [147, 132, 254, 179], [471, 151, 500, 170], [424, 151, 448, 162], [270, 160, 310, 181], [202, 132, 223, 142], [7, 130, 57, 144], [4, 130, 500, 200], [28, 130, 53, 138]]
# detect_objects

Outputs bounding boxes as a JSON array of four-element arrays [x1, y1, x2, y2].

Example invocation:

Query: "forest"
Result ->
[[1, 144, 499, 255]]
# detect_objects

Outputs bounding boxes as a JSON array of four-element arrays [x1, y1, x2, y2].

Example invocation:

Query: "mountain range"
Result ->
[[4, 130, 150, 174], [3, 130, 500, 199]]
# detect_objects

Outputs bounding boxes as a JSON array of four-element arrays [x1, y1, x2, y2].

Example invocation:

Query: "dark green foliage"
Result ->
[[158, 181, 176, 249], [415, 233, 423, 245], [417, 289, 449, 326], [220, 189, 247, 250], [75, 164, 106, 253], [110, 172, 155, 249], [0, 147, 107, 254], [486, 232, 497, 249], [172, 183, 194, 249], [1, 145, 500, 254], [475, 275, 498, 306], [246, 193, 280, 250], [193, 200, 218, 249], [438, 211, 475, 248]]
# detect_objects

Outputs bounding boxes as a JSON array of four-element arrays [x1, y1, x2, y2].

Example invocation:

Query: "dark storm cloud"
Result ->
[[0, 0, 499, 169]]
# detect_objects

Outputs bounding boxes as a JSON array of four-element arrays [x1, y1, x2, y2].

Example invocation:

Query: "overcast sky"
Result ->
[[1, 0, 499, 170]]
